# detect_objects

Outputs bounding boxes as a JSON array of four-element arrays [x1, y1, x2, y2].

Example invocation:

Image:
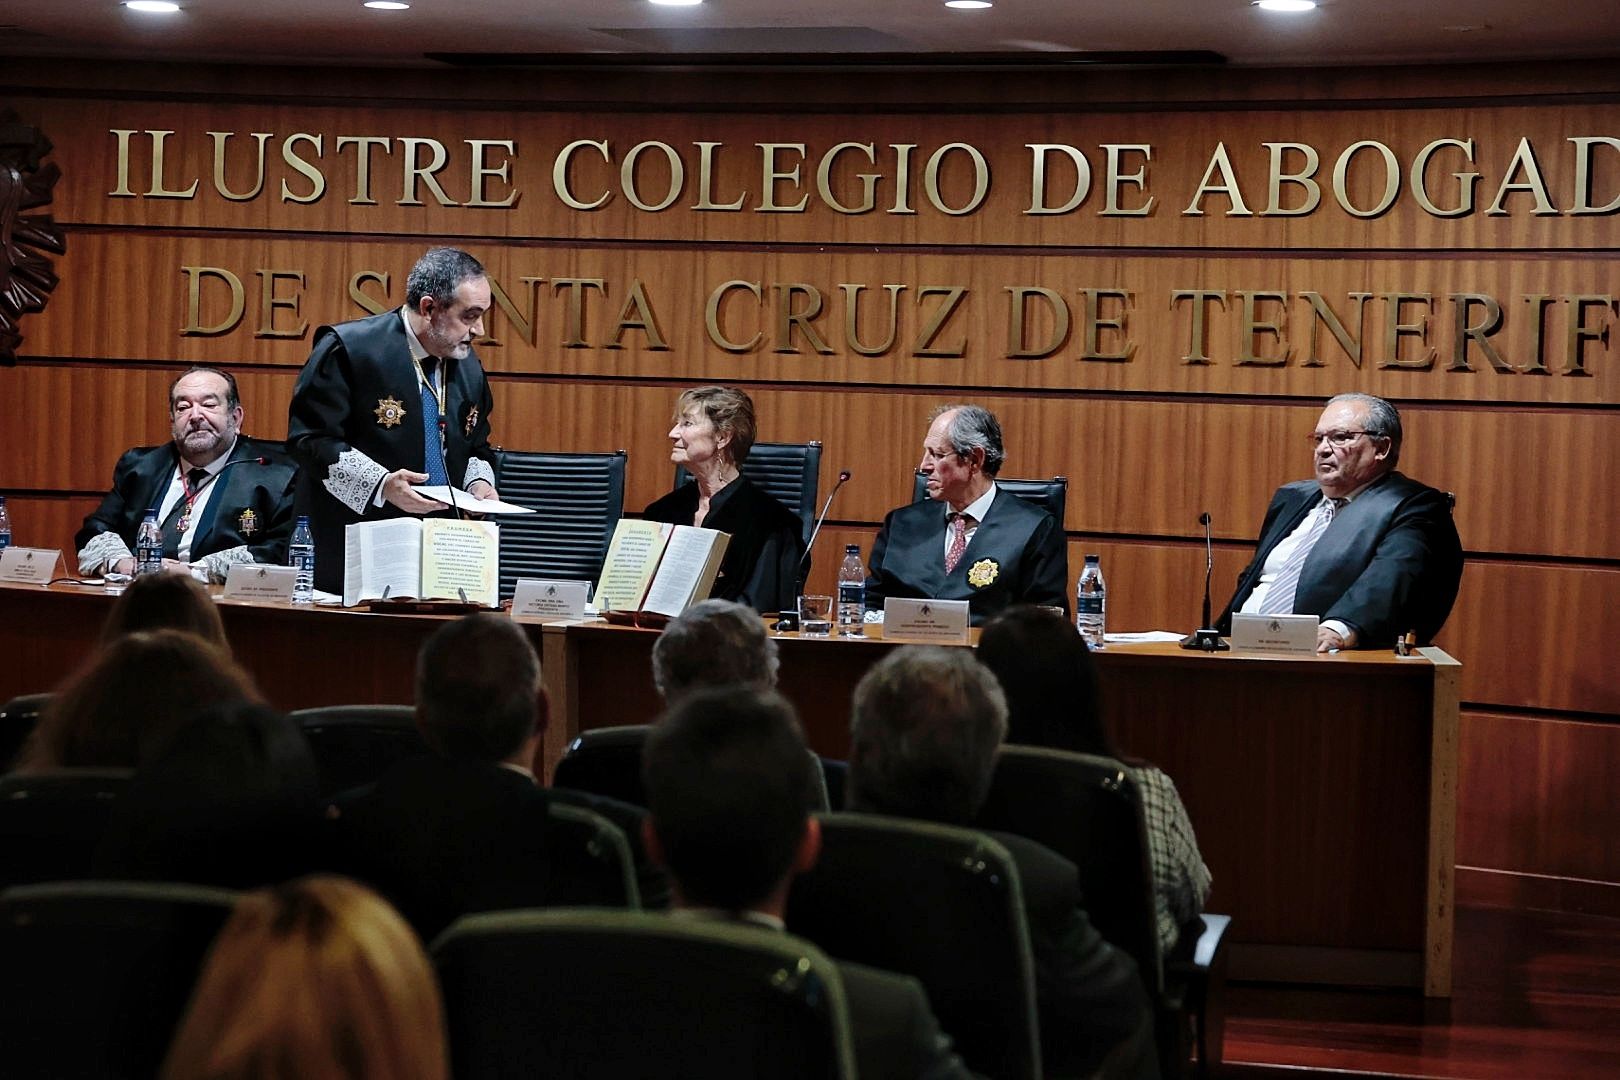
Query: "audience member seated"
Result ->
[[334, 614, 665, 938], [978, 606, 1212, 954], [99, 572, 229, 650], [16, 629, 259, 773], [848, 646, 1155, 1080], [642, 685, 979, 1080], [651, 598, 780, 705], [93, 701, 327, 889], [161, 875, 447, 1080]]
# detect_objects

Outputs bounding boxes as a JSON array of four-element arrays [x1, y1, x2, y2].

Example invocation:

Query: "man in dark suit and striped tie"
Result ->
[[1217, 392, 1464, 651]]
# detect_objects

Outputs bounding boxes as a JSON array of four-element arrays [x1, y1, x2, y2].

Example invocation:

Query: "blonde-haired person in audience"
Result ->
[[162, 875, 447, 1080], [99, 572, 229, 650], [18, 629, 259, 773]]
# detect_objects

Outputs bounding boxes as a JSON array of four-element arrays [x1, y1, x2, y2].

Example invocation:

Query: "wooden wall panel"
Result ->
[[16, 95, 1620, 252], [23, 233, 1620, 406], [1459, 711, 1620, 884]]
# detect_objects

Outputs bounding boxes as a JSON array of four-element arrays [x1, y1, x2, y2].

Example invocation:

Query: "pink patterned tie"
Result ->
[[944, 513, 970, 574]]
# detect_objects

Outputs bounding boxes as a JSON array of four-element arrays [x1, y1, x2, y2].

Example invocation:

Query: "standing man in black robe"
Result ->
[[287, 247, 500, 593]]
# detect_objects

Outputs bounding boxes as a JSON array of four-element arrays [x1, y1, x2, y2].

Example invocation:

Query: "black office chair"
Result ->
[[542, 801, 642, 909], [977, 746, 1231, 1080], [786, 813, 1042, 1080], [290, 704, 427, 799], [552, 724, 830, 812], [0, 769, 132, 889], [432, 909, 856, 1079], [0, 880, 238, 1080], [912, 472, 1068, 524], [676, 440, 822, 549], [0, 692, 50, 772], [494, 448, 628, 602]]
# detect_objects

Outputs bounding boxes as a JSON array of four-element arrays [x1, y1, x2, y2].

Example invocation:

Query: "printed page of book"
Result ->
[[420, 518, 500, 606], [343, 519, 424, 607], [594, 519, 673, 612], [643, 526, 731, 618]]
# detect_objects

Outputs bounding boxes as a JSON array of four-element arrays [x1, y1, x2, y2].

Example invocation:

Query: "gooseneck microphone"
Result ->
[[797, 469, 852, 592], [1180, 511, 1230, 651]]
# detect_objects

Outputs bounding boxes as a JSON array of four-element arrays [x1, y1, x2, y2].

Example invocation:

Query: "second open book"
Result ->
[[594, 520, 730, 618]]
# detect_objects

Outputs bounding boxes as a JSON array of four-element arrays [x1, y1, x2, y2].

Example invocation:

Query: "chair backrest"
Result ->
[[542, 801, 642, 909], [495, 449, 628, 601], [786, 813, 1041, 1080], [977, 746, 1162, 996], [0, 692, 50, 773], [0, 880, 238, 1079], [552, 724, 830, 812], [432, 909, 855, 1079], [291, 705, 427, 799], [676, 440, 823, 548], [0, 769, 132, 889], [911, 473, 1068, 524]]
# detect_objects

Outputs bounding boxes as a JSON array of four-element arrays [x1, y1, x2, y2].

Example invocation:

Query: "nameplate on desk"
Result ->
[[222, 564, 297, 602], [511, 579, 590, 621], [1230, 613, 1319, 654], [883, 598, 971, 644], [0, 547, 61, 584]]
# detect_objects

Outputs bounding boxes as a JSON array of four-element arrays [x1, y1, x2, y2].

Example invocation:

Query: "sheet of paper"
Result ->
[[510, 578, 590, 621], [221, 563, 297, 602], [882, 597, 971, 644], [412, 485, 535, 515], [0, 547, 61, 584], [421, 518, 500, 606], [1104, 631, 1188, 644]]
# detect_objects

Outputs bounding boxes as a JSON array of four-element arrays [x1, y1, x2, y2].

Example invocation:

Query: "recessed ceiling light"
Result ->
[[1253, 0, 1317, 11], [364, 1, 411, 9], [945, 1, 995, 9], [124, 1, 181, 12], [648, 0, 704, 7]]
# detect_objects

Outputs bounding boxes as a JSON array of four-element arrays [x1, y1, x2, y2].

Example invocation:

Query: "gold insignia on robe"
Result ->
[[966, 558, 1000, 588], [238, 509, 259, 536], [375, 397, 406, 428], [464, 405, 479, 436]]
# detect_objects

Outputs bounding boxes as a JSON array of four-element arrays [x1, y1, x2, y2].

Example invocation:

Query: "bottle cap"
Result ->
[[845, 544, 859, 553], [1085, 552, 1100, 561]]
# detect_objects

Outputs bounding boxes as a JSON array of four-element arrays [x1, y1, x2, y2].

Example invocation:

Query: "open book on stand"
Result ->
[[344, 518, 500, 608], [593, 520, 730, 623]]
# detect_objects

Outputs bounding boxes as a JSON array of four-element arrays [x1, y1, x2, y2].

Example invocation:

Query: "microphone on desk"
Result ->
[[797, 469, 851, 591], [1180, 511, 1230, 651]]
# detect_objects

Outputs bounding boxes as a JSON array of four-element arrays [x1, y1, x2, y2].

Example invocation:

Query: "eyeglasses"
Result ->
[[1309, 430, 1382, 447]]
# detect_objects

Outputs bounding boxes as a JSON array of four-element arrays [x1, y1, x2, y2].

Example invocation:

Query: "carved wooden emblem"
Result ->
[[0, 112, 66, 365]]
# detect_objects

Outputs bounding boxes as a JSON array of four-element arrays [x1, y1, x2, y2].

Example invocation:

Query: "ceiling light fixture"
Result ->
[[1253, 0, 1317, 11], [124, 1, 181, 12], [363, 1, 411, 10], [945, 1, 995, 9]]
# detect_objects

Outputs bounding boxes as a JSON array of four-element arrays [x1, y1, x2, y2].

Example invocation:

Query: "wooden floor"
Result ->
[[1223, 904, 1620, 1079]]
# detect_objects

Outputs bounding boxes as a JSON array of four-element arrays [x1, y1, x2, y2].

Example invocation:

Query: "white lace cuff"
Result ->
[[80, 531, 133, 576], [324, 448, 389, 514], [197, 545, 254, 584], [463, 456, 495, 491]]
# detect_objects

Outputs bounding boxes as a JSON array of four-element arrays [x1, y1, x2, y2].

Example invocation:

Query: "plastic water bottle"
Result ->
[[1076, 553, 1106, 649], [290, 515, 315, 604], [135, 509, 163, 577], [0, 496, 11, 551], [837, 544, 866, 637]]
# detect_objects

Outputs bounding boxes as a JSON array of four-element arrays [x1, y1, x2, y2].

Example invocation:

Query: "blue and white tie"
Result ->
[[420, 367, 449, 486]]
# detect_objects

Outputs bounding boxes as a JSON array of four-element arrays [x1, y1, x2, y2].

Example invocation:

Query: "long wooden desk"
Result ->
[[0, 581, 1458, 996]]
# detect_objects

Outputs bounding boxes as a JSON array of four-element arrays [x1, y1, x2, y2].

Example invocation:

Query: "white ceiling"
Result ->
[[2, 0, 1618, 70]]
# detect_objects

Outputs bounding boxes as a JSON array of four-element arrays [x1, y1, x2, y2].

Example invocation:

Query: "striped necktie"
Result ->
[[1257, 498, 1339, 616]]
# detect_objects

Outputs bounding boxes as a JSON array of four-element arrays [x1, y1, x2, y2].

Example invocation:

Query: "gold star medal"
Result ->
[[464, 405, 479, 436], [966, 558, 1000, 588], [237, 509, 259, 537], [375, 396, 406, 428]]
